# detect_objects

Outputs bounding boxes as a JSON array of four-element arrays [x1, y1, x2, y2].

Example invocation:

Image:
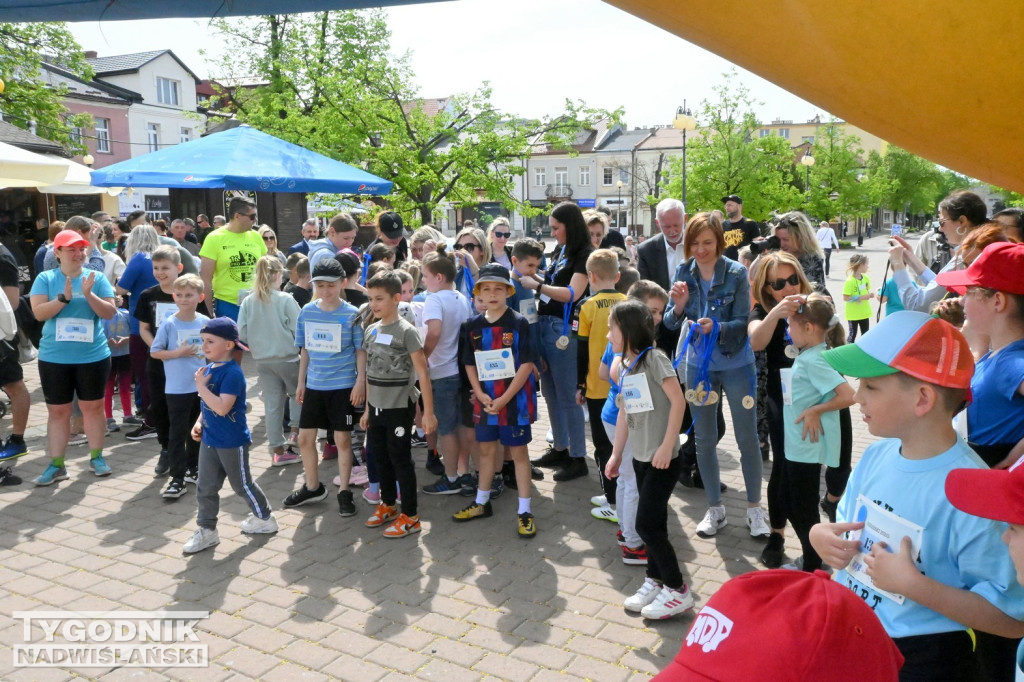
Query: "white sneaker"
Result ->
[[746, 506, 771, 539], [182, 528, 220, 554], [591, 505, 618, 523], [623, 577, 662, 612], [590, 494, 608, 507], [545, 429, 554, 444], [641, 585, 695, 620], [696, 505, 728, 538], [240, 513, 279, 534]]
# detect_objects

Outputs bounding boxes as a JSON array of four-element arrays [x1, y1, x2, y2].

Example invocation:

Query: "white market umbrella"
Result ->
[[0, 140, 70, 188], [36, 155, 122, 195]]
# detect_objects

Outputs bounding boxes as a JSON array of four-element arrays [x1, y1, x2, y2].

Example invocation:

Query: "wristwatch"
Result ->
[[56, 294, 70, 304]]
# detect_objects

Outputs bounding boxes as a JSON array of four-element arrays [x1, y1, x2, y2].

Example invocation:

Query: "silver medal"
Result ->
[[685, 389, 697, 403], [742, 395, 755, 409], [555, 335, 569, 350], [784, 344, 800, 359]]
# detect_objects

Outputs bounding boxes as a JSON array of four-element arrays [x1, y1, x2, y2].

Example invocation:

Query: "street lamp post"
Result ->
[[672, 102, 697, 205], [616, 180, 623, 230], [800, 150, 815, 201]]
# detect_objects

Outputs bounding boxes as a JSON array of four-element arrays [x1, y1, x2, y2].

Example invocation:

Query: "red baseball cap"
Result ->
[[652, 570, 903, 682], [53, 229, 90, 249], [946, 456, 1024, 526], [934, 242, 1024, 295]]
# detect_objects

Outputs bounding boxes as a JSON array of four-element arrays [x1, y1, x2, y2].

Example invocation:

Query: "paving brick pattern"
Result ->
[[0, 237, 896, 680]]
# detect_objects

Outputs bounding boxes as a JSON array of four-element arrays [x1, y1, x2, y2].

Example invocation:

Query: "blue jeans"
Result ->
[[538, 315, 586, 459], [684, 363, 763, 506]]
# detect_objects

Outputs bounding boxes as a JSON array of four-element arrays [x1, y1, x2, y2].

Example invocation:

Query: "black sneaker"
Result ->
[[283, 482, 328, 508], [820, 496, 839, 524], [760, 533, 786, 568], [154, 450, 169, 477], [690, 466, 729, 494], [0, 465, 22, 486], [678, 466, 697, 488], [459, 473, 479, 497], [425, 450, 444, 476], [553, 457, 588, 482], [126, 424, 159, 441], [410, 433, 428, 448], [530, 465, 544, 481], [502, 461, 517, 489], [490, 473, 504, 499], [183, 468, 198, 484], [162, 479, 187, 499], [337, 490, 357, 517], [531, 446, 571, 469]]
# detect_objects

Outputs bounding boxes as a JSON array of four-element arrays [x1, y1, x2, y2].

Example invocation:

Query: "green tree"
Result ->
[[208, 11, 612, 225], [661, 72, 802, 221], [871, 146, 944, 218], [805, 119, 882, 223], [0, 22, 93, 150]]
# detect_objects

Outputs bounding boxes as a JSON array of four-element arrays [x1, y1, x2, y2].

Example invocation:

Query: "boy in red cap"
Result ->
[[810, 311, 1024, 679], [946, 459, 1024, 680]]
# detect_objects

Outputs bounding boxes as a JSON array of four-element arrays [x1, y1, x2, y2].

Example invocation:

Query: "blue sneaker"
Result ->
[[422, 473, 467, 495], [34, 464, 68, 486], [0, 438, 27, 461], [90, 456, 112, 477]]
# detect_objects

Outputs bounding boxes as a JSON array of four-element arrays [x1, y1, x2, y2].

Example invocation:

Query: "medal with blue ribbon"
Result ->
[[556, 285, 574, 349], [680, 318, 720, 405]]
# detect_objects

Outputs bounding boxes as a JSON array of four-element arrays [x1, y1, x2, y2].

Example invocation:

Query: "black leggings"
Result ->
[[634, 456, 684, 590], [782, 458, 823, 570], [892, 630, 975, 682], [367, 403, 416, 516], [587, 398, 615, 504], [166, 393, 200, 480], [847, 318, 869, 343], [825, 407, 853, 498]]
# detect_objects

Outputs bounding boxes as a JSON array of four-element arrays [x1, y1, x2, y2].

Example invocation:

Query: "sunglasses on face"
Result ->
[[493, 232, 510, 239], [455, 243, 481, 252], [770, 274, 801, 291], [263, 235, 275, 241]]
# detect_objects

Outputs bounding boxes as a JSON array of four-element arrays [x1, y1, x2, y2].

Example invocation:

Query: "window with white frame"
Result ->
[[180, 127, 192, 144], [95, 118, 110, 152], [759, 129, 771, 138], [779, 128, 791, 140], [554, 166, 568, 189], [147, 123, 160, 152], [801, 135, 815, 144], [602, 167, 613, 185], [579, 166, 590, 186], [619, 168, 628, 182], [69, 126, 83, 145], [534, 167, 546, 186], [156, 77, 179, 106]]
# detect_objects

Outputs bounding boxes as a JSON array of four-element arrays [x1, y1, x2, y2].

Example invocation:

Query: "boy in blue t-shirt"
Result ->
[[183, 318, 276, 554], [454, 264, 539, 537], [283, 259, 364, 516], [150, 275, 209, 501], [811, 312, 1024, 679]]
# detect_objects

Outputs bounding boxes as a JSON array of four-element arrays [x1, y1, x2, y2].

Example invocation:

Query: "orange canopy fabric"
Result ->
[[606, 0, 1024, 192]]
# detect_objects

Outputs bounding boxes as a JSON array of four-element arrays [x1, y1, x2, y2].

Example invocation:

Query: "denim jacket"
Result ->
[[663, 256, 753, 361]]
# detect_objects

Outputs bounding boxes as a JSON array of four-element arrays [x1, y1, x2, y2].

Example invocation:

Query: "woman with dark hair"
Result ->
[[889, 190, 989, 312], [773, 211, 827, 292], [993, 207, 1024, 242], [520, 202, 591, 481], [663, 212, 769, 540]]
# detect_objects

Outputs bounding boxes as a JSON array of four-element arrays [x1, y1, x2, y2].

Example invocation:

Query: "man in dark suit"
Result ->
[[288, 219, 320, 255]]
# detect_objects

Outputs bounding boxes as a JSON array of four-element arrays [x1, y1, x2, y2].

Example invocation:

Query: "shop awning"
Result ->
[[0, 0, 446, 21]]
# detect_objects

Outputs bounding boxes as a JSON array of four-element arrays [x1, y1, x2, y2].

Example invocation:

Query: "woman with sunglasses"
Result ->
[[772, 212, 827, 293], [453, 227, 491, 315], [748, 251, 854, 566], [519, 202, 591, 481], [258, 225, 287, 268], [663, 212, 770, 540], [488, 218, 513, 269]]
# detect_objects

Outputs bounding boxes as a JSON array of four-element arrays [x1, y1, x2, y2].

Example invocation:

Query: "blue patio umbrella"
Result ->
[[89, 125, 392, 195]]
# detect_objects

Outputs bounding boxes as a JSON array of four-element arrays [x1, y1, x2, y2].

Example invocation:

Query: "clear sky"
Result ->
[[68, 0, 827, 128]]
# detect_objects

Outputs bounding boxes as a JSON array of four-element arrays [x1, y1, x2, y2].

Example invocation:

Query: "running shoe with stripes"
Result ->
[[640, 585, 694, 620], [382, 513, 420, 538]]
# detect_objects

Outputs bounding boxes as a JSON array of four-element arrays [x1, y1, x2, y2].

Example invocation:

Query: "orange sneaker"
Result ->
[[366, 503, 399, 528], [382, 513, 421, 538]]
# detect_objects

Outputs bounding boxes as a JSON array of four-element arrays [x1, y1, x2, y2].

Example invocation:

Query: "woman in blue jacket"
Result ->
[[663, 212, 769, 541]]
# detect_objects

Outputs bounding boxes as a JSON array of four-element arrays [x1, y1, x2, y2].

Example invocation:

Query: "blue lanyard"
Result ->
[[618, 346, 654, 385], [463, 260, 474, 295], [361, 253, 372, 286], [684, 319, 719, 405], [561, 286, 574, 337]]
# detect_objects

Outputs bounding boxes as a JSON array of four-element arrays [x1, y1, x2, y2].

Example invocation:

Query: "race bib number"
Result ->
[[305, 322, 342, 353], [780, 368, 794, 406], [519, 298, 538, 324], [375, 332, 393, 346], [621, 374, 654, 414], [56, 317, 94, 343], [155, 302, 178, 328], [846, 495, 924, 605], [474, 348, 516, 381], [177, 330, 204, 356]]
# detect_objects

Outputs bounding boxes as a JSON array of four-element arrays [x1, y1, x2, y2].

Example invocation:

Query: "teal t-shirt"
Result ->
[[1015, 638, 1023, 681], [30, 269, 115, 364], [782, 343, 844, 466]]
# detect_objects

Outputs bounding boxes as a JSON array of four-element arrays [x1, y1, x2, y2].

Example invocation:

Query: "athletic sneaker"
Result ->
[[453, 501, 493, 522], [622, 545, 648, 565], [590, 494, 607, 507], [154, 450, 169, 477], [34, 464, 68, 486], [0, 466, 22, 486], [362, 488, 381, 505], [366, 503, 399, 528], [545, 428, 554, 444], [640, 585, 694, 620], [67, 433, 88, 446], [382, 513, 420, 538], [282, 482, 328, 508], [125, 424, 158, 441], [183, 527, 220, 554], [425, 451, 445, 476], [162, 479, 187, 499], [531, 446, 570, 469], [616, 530, 627, 547], [490, 473, 504, 499], [410, 433, 427, 448], [591, 505, 618, 523], [240, 513, 279, 534], [0, 438, 27, 461], [183, 468, 198, 484], [820, 496, 839, 524], [90, 456, 112, 477], [623, 577, 662, 612], [517, 512, 536, 538], [105, 418, 120, 434], [760, 532, 786, 568], [322, 444, 338, 461], [695, 505, 728, 538], [553, 457, 588, 482], [459, 473, 479, 497], [337, 490, 357, 517], [349, 466, 369, 486], [122, 414, 144, 426], [271, 449, 301, 467], [422, 473, 468, 495], [746, 506, 771, 539]]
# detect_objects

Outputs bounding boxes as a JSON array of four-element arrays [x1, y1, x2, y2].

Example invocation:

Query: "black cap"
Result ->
[[721, 194, 742, 204], [335, 250, 361, 278], [311, 259, 345, 282], [474, 263, 514, 293], [378, 212, 404, 239]]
